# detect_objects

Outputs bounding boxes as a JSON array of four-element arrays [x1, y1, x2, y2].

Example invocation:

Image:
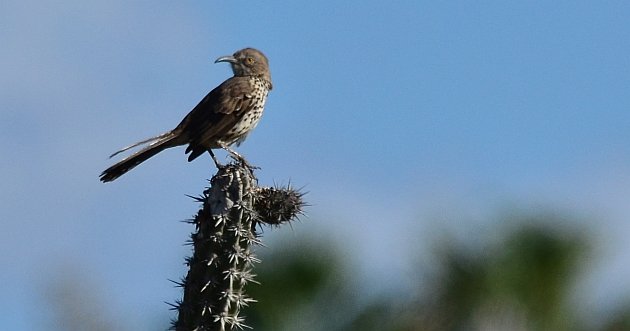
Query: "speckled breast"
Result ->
[[224, 77, 270, 146]]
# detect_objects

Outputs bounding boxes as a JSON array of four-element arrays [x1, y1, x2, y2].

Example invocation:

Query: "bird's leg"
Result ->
[[217, 142, 259, 170], [207, 149, 224, 168]]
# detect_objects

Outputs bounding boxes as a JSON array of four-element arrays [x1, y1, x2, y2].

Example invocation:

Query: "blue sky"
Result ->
[[2, 1, 630, 329]]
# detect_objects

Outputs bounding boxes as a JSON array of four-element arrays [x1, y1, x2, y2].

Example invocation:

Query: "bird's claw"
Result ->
[[228, 153, 259, 171]]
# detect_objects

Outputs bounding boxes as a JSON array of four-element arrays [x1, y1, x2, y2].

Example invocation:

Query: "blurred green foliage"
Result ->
[[244, 216, 630, 331]]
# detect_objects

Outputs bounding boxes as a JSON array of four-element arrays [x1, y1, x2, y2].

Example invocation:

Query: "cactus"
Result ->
[[171, 162, 305, 331]]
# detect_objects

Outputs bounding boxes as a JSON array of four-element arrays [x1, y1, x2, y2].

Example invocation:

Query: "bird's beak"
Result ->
[[214, 55, 238, 64]]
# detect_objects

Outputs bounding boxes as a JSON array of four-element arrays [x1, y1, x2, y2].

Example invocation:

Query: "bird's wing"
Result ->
[[174, 76, 256, 155]]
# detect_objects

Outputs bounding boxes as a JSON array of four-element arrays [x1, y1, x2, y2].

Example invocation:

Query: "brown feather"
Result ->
[[100, 48, 272, 182]]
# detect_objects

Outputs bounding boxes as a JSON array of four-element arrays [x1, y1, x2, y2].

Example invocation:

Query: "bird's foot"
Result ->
[[228, 153, 260, 171], [219, 145, 259, 171]]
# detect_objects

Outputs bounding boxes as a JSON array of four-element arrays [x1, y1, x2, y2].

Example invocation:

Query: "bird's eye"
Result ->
[[246, 57, 255, 64]]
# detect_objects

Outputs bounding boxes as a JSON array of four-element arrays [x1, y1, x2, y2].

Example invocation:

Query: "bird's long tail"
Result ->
[[100, 131, 180, 182]]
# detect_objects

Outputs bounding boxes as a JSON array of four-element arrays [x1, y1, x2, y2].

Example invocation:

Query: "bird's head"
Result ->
[[215, 48, 271, 83]]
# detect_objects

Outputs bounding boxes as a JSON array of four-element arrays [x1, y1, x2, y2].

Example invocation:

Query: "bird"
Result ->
[[99, 48, 272, 183]]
